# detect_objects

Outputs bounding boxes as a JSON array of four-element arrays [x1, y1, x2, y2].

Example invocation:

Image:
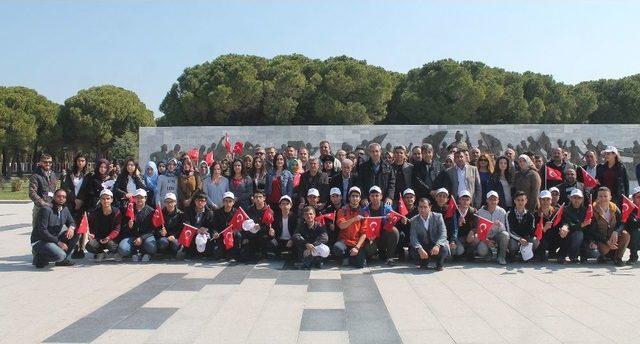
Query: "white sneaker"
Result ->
[[95, 252, 106, 262], [131, 254, 141, 262], [141, 254, 151, 262]]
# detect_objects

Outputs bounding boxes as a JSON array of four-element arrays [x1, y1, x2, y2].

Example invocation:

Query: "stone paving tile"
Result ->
[[307, 278, 342, 292], [300, 309, 346, 331], [297, 331, 350, 344], [276, 270, 310, 285]]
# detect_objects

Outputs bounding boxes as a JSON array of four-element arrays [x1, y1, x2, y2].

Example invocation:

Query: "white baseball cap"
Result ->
[[222, 191, 235, 200], [570, 188, 584, 198], [369, 186, 382, 194], [603, 146, 618, 155], [279, 195, 292, 203], [242, 219, 258, 233], [549, 187, 560, 194], [311, 244, 330, 258], [539, 190, 552, 199], [99, 189, 113, 198], [133, 188, 147, 197], [436, 188, 449, 196], [631, 186, 640, 198], [348, 186, 361, 195], [329, 187, 341, 196], [164, 192, 177, 201], [458, 190, 471, 198], [403, 188, 415, 196], [486, 190, 499, 199], [307, 188, 320, 197]]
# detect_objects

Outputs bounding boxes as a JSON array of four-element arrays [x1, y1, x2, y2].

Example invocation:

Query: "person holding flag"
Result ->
[[588, 187, 630, 267], [155, 193, 183, 257], [556, 189, 592, 264], [474, 191, 510, 265], [322, 187, 343, 246], [269, 195, 298, 259], [211, 191, 239, 260], [431, 188, 460, 259], [298, 188, 324, 223], [557, 169, 584, 205], [395, 188, 419, 261], [181, 192, 217, 259], [456, 190, 477, 261], [363, 186, 399, 266], [624, 186, 640, 265], [86, 189, 121, 262], [334, 187, 368, 268], [505, 192, 539, 261], [535, 190, 560, 262], [544, 148, 572, 189], [409, 198, 448, 271], [242, 190, 273, 262], [117, 189, 157, 262], [595, 146, 629, 207], [292, 206, 329, 269]]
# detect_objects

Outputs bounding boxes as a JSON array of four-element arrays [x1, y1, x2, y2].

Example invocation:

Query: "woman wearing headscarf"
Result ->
[[513, 154, 542, 212], [177, 155, 202, 210], [144, 161, 159, 207]]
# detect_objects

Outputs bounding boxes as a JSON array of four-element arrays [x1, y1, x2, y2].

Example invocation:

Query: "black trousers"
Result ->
[[86, 238, 118, 254]]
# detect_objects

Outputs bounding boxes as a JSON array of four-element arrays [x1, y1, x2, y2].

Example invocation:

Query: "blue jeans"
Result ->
[[32, 232, 79, 264], [157, 237, 180, 253], [118, 236, 157, 256]]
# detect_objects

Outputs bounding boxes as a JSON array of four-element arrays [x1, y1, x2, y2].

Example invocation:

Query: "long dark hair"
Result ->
[[231, 158, 246, 178], [71, 152, 88, 176], [273, 152, 286, 172], [119, 158, 140, 179], [493, 156, 513, 183], [94, 159, 110, 179]]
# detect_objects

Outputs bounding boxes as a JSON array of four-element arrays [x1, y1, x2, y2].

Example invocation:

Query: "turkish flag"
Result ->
[[224, 133, 232, 154], [444, 196, 457, 219], [314, 212, 335, 226], [397, 197, 409, 216], [76, 212, 89, 234], [178, 223, 197, 248], [261, 205, 274, 226], [187, 148, 199, 163], [384, 210, 403, 231], [205, 151, 214, 166], [126, 201, 135, 221], [233, 141, 244, 155], [221, 225, 234, 250], [475, 215, 493, 241], [363, 217, 382, 240], [579, 167, 599, 189], [546, 166, 563, 182], [621, 195, 637, 223], [229, 207, 250, 230], [584, 203, 593, 224], [152, 204, 165, 228], [534, 215, 543, 241], [551, 204, 564, 227]]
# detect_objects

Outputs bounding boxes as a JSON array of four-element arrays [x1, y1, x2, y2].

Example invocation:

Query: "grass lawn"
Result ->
[[0, 180, 30, 200]]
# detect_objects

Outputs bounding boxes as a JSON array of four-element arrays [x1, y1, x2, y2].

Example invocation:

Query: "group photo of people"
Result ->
[[29, 136, 639, 272]]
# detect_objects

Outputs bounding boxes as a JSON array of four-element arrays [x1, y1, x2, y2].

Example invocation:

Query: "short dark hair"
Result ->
[[514, 191, 527, 199], [303, 206, 316, 215], [54, 188, 67, 196], [418, 198, 431, 206], [253, 189, 266, 196], [40, 154, 52, 161]]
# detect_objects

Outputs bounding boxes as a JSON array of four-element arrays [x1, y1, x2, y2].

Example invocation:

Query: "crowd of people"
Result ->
[[28, 138, 639, 271]]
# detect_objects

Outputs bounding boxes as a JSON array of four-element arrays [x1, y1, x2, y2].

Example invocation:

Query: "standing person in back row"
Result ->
[[29, 154, 58, 225], [357, 143, 396, 207], [596, 146, 629, 207], [445, 150, 482, 208]]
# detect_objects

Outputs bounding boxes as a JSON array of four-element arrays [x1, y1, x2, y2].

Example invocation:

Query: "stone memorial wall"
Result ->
[[140, 124, 640, 180]]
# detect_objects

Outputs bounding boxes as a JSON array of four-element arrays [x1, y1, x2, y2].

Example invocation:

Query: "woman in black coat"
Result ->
[[113, 158, 146, 208], [596, 146, 629, 206]]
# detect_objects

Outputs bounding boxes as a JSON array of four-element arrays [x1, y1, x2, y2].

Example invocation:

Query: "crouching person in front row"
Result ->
[[31, 188, 79, 268], [293, 206, 329, 269], [333, 187, 368, 268], [409, 198, 449, 271], [156, 193, 183, 257], [118, 189, 157, 262], [86, 189, 121, 262]]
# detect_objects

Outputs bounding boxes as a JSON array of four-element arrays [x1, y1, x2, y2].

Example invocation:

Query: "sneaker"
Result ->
[[614, 259, 625, 267], [627, 257, 638, 265], [112, 253, 123, 262], [141, 254, 151, 262], [32, 254, 47, 268], [71, 249, 85, 259], [435, 263, 444, 271], [497, 257, 507, 265], [95, 252, 106, 262], [557, 257, 566, 265], [131, 254, 141, 262], [176, 249, 186, 260], [385, 258, 395, 266], [55, 259, 75, 267]]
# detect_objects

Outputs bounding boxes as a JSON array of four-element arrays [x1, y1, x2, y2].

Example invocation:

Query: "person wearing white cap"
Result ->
[[117, 188, 157, 262], [596, 145, 629, 206], [356, 142, 396, 206], [208, 191, 239, 260], [85, 189, 121, 262], [474, 190, 510, 265], [329, 158, 356, 206], [156, 193, 183, 257], [624, 186, 640, 264], [333, 186, 368, 268], [363, 185, 399, 266], [181, 191, 217, 259], [322, 188, 344, 245], [299, 188, 323, 220], [589, 187, 630, 267], [292, 206, 329, 269], [244, 189, 275, 262], [445, 150, 482, 208], [549, 187, 561, 208], [395, 189, 419, 260], [409, 198, 448, 271], [455, 190, 477, 260], [270, 195, 298, 258], [431, 188, 463, 258], [535, 190, 559, 262], [554, 187, 591, 264], [505, 191, 539, 261]]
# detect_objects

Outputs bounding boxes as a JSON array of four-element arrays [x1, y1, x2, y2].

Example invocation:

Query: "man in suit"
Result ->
[[409, 198, 449, 271], [329, 159, 357, 205], [445, 150, 482, 208]]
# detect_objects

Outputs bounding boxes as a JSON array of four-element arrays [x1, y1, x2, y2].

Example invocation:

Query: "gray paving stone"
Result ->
[[44, 317, 112, 343], [247, 268, 280, 279], [300, 309, 346, 331], [307, 279, 342, 292], [165, 278, 211, 291], [112, 307, 178, 329], [275, 270, 310, 285], [209, 264, 254, 284]]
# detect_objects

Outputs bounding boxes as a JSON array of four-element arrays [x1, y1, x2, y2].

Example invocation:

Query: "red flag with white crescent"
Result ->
[[546, 166, 563, 182], [551, 204, 564, 227], [152, 204, 165, 228], [534, 214, 544, 241], [362, 217, 382, 240], [579, 167, 599, 189], [76, 212, 89, 234], [444, 196, 457, 219], [621, 195, 637, 223], [224, 133, 232, 154], [384, 210, 403, 231], [475, 215, 493, 241], [229, 207, 250, 231], [220, 225, 234, 250], [178, 223, 197, 248]]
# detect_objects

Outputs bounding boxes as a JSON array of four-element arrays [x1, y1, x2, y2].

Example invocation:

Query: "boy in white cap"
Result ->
[[211, 191, 239, 260], [473, 190, 510, 265], [245, 189, 274, 262], [299, 188, 323, 222], [363, 185, 399, 265], [334, 186, 368, 268], [624, 186, 640, 264], [322, 187, 343, 246], [293, 206, 329, 269], [549, 187, 561, 208], [456, 190, 477, 261], [556, 188, 590, 264], [181, 191, 216, 259], [270, 195, 298, 259], [117, 188, 157, 262], [535, 190, 560, 262], [156, 192, 183, 257], [396, 188, 419, 260], [431, 188, 461, 259], [86, 189, 122, 262]]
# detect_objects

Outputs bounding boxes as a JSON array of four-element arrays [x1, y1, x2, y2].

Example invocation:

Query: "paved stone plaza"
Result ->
[[2, 203, 640, 344]]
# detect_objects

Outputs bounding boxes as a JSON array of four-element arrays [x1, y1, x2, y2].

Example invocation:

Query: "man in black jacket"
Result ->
[[293, 206, 329, 269], [329, 159, 357, 205], [86, 189, 121, 262], [212, 191, 239, 260], [270, 195, 298, 258], [298, 157, 330, 205], [31, 188, 78, 268], [357, 143, 396, 206], [156, 193, 183, 256], [117, 189, 157, 261], [182, 192, 218, 259], [411, 144, 442, 202], [29, 154, 58, 225]]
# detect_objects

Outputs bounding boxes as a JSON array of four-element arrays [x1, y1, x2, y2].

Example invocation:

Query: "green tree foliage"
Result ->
[[158, 54, 401, 125], [58, 85, 155, 156], [110, 131, 139, 162]]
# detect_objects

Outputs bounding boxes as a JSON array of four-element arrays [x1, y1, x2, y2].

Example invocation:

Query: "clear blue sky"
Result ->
[[2, 0, 639, 117]]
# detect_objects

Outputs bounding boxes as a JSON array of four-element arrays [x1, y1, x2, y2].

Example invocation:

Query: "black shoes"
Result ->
[[32, 254, 47, 269], [614, 259, 625, 267], [71, 249, 85, 259], [55, 260, 75, 267], [435, 264, 444, 272]]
